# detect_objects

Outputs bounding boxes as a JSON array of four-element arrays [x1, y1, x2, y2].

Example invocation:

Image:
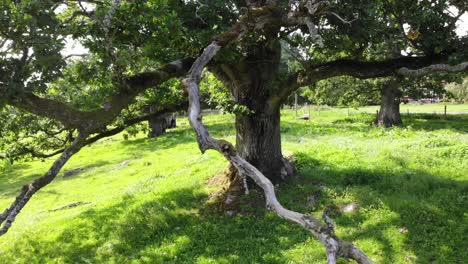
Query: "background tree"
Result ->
[[445, 76, 468, 103]]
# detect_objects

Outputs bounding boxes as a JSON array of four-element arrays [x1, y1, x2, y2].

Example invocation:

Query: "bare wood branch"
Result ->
[[63, 53, 88, 60], [182, 36, 371, 264], [324, 11, 358, 25]]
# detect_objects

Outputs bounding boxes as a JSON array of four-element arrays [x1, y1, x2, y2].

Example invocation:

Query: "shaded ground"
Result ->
[[0, 110, 466, 263]]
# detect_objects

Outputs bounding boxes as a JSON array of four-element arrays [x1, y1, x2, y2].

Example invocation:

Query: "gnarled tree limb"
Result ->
[[5, 58, 193, 132], [0, 132, 88, 236], [269, 55, 443, 106], [0, 102, 186, 236], [182, 38, 371, 264], [397, 62, 468, 77]]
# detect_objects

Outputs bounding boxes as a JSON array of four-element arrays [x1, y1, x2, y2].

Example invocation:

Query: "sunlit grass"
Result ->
[[0, 108, 467, 263]]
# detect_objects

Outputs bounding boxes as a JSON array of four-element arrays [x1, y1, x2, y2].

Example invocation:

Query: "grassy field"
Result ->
[[0, 109, 467, 263]]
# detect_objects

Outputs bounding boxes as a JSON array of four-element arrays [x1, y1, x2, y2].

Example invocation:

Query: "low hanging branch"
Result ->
[[0, 132, 88, 235], [182, 40, 371, 264], [0, 103, 186, 236]]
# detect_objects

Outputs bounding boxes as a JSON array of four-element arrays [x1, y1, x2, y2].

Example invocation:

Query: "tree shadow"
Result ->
[[2, 148, 465, 263], [60, 162, 112, 180], [402, 114, 468, 133], [288, 152, 467, 263], [281, 113, 468, 137], [3, 185, 314, 263], [117, 121, 235, 155], [0, 160, 111, 199]]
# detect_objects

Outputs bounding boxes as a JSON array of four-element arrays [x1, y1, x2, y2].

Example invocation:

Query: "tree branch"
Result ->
[[0, 132, 88, 236], [397, 62, 468, 77], [182, 24, 371, 264], [270, 55, 443, 106], [0, 102, 186, 236], [6, 58, 194, 133]]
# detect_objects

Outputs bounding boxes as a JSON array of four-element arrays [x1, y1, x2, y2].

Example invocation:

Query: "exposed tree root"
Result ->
[[207, 164, 246, 212]]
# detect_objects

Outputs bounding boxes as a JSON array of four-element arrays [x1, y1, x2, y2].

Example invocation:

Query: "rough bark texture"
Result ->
[[0, 133, 87, 235], [397, 62, 468, 77], [6, 58, 193, 132], [147, 110, 176, 138], [182, 39, 372, 264], [375, 79, 403, 127], [211, 39, 293, 183], [236, 110, 294, 183]]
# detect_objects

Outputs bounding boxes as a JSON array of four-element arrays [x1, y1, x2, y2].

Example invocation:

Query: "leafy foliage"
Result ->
[[445, 77, 468, 103]]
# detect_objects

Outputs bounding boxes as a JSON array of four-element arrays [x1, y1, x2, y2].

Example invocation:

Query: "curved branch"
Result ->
[[0, 102, 186, 236], [270, 55, 442, 106], [182, 39, 371, 264], [6, 58, 194, 132], [299, 56, 438, 84]]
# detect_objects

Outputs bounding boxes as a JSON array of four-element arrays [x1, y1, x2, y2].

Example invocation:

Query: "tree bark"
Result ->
[[375, 79, 403, 127], [147, 114, 176, 138], [145, 104, 177, 138], [182, 40, 372, 264], [236, 110, 294, 183], [211, 39, 294, 183]]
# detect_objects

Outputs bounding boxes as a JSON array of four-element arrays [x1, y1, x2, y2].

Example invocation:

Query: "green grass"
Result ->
[[0, 108, 467, 263]]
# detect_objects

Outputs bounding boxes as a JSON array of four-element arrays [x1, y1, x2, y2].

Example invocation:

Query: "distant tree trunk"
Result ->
[[211, 39, 294, 184], [147, 105, 176, 138], [375, 79, 403, 127], [148, 115, 167, 137]]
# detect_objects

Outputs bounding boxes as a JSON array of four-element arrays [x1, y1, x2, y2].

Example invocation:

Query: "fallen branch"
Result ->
[[182, 39, 371, 263], [47, 201, 91, 212]]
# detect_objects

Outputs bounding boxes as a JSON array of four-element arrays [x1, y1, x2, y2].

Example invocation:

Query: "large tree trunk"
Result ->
[[182, 39, 372, 264], [211, 39, 294, 183], [375, 79, 403, 127], [236, 109, 294, 183]]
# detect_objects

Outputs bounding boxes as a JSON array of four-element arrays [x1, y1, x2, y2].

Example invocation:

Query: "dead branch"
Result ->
[[181, 23, 371, 264]]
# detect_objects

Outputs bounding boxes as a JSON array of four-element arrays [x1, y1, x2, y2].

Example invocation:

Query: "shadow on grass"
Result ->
[[117, 121, 235, 155], [402, 114, 468, 133], [2, 152, 466, 263], [1, 112, 466, 262], [286, 153, 467, 263], [4, 186, 311, 263], [0, 160, 111, 199]]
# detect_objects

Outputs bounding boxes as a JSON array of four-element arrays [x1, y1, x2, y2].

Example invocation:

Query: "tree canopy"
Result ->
[[1, 1, 467, 262]]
